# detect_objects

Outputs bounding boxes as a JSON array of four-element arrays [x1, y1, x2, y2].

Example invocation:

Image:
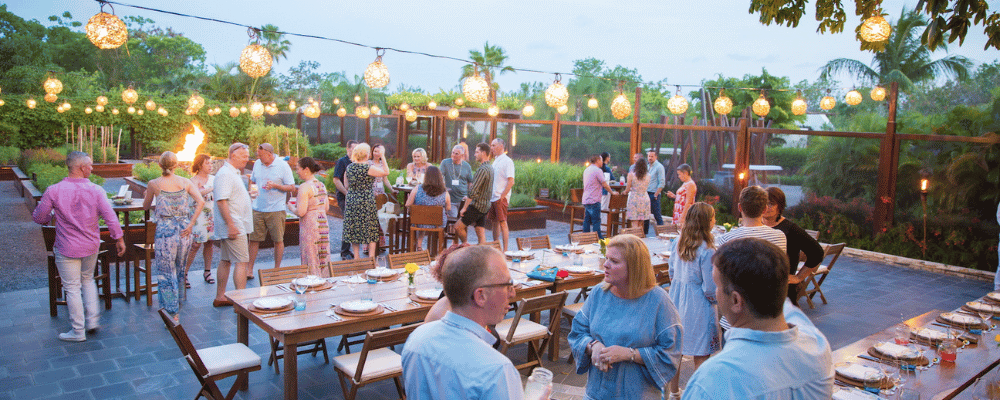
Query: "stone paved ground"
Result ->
[[1, 178, 993, 399]]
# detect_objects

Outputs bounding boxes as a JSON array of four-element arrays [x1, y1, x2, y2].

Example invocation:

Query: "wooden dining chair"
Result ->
[[654, 224, 679, 236], [375, 193, 390, 254], [619, 226, 645, 237], [132, 221, 158, 306], [328, 257, 376, 278], [601, 193, 629, 237], [495, 292, 568, 372], [800, 243, 846, 309], [408, 205, 446, 258], [158, 309, 261, 400], [516, 235, 551, 251], [805, 229, 820, 240], [568, 231, 599, 246], [387, 250, 431, 269], [481, 241, 503, 253], [333, 323, 423, 400], [567, 188, 585, 234], [43, 225, 112, 316], [257, 265, 329, 374]]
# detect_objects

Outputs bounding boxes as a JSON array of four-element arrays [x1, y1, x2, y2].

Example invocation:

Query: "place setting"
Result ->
[[865, 341, 930, 367], [834, 361, 895, 393], [936, 311, 990, 332], [291, 275, 334, 292], [409, 288, 442, 304]]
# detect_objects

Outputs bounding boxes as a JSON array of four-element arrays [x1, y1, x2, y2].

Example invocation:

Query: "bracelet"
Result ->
[[630, 348, 637, 363]]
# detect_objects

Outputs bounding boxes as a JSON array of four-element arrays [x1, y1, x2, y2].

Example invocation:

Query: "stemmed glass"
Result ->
[[881, 363, 899, 397], [347, 274, 361, 293], [978, 310, 993, 331]]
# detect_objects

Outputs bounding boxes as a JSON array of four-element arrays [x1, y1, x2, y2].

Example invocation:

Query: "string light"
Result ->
[[250, 101, 265, 118], [820, 89, 836, 110], [122, 86, 138, 104], [333, 98, 340, 105], [43, 77, 63, 95], [111, 108, 119, 115], [544, 74, 569, 108], [136, 109, 144, 115], [336, 107, 347, 117], [522, 103, 535, 117], [427, 100, 438, 109], [57, 105, 66, 113], [845, 89, 863, 105], [405, 108, 417, 122], [44, 93, 58, 103], [85, 3, 127, 49], [356, 105, 370, 119], [610, 92, 631, 119], [871, 86, 887, 101], [587, 97, 599, 109], [85, 107, 93, 114], [158, 107, 168, 116], [370, 105, 381, 115], [288, 100, 297, 111], [303, 104, 320, 118], [752, 92, 770, 117], [229, 106, 239, 117], [859, 13, 892, 43], [145, 100, 156, 111], [447, 107, 459, 119], [364, 48, 390, 89], [95, 104, 104, 112], [557, 104, 569, 115], [487, 104, 499, 117], [61, 101, 71, 110], [188, 92, 205, 111], [666, 86, 688, 115], [0, 99, 4, 107], [96, 96, 108, 106], [399, 103, 410, 112], [714, 89, 733, 115], [239, 28, 272, 78], [791, 91, 808, 115], [353, 95, 361, 103], [462, 65, 489, 103], [454, 97, 465, 107], [240, 105, 248, 113], [127, 106, 135, 114]]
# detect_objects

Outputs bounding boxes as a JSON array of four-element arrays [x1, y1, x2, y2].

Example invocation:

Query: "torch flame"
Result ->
[[177, 122, 206, 162]]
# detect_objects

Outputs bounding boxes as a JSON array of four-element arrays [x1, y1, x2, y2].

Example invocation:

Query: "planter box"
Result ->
[[0, 165, 17, 181], [91, 163, 134, 178], [22, 180, 42, 212], [535, 197, 572, 222], [125, 177, 147, 199], [488, 205, 548, 231]]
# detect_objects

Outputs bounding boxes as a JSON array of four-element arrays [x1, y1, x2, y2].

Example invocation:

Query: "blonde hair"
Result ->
[[351, 143, 371, 163], [603, 234, 656, 297], [677, 202, 715, 262], [159, 151, 178, 176]]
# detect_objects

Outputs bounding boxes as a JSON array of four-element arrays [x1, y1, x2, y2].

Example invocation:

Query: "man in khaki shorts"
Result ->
[[247, 143, 296, 279], [212, 143, 253, 307]]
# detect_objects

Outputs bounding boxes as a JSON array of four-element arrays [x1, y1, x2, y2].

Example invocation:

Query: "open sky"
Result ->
[[7, 0, 999, 94]]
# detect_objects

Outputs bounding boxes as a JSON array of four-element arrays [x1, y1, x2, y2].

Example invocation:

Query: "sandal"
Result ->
[[184, 278, 191, 289], [203, 270, 215, 284]]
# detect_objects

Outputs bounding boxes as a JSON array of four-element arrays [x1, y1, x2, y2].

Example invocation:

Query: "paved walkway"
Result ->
[[1, 179, 993, 399]]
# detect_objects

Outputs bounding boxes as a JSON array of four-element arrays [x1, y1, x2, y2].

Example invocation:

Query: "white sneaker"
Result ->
[[58, 330, 86, 342]]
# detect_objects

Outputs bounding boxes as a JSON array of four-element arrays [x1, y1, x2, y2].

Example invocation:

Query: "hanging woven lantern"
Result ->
[[61, 101, 71, 110], [56, 105, 66, 114], [44, 93, 58, 103], [188, 93, 205, 111], [462, 69, 490, 103], [714, 89, 733, 115], [399, 103, 410, 112], [266, 104, 278, 116], [667, 95, 689, 115], [336, 107, 347, 117], [95, 104, 104, 112], [427, 100, 437, 109], [122, 87, 138, 104], [214, 106, 222, 115], [447, 107, 459, 119], [158, 107, 167, 116], [249, 101, 265, 118], [356, 105, 370, 119], [587, 97, 599, 109], [820, 90, 836, 110], [239, 106, 248, 113], [845, 89, 863, 105], [353, 95, 361, 103], [752, 93, 770, 117], [521, 103, 535, 117], [136, 109, 144, 116], [85, 6, 127, 49], [96, 96, 108, 106], [544, 76, 569, 108], [239, 43, 272, 78], [303, 104, 320, 118], [145, 100, 156, 111], [43, 77, 63, 94], [333, 98, 340, 105], [363, 51, 390, 89], [85, 107, 93, 114], [454, 97, 465, 107], [111, 108, 119, 115], [487, 104, 500, 117], [870, 86, 887, 101], [0, 99, 4, 107], [287, 100, 297, 111], [26, 99, 36, 109], [229, 106, 239, 117], [557, 104, 569, 115], [405, 109, 417, 122], [370, 105, 381, 115], [127, 106, 135, 114], [610, 93, 631, 119], [859, 14, 892, 43], [791, 91, 808, 116]]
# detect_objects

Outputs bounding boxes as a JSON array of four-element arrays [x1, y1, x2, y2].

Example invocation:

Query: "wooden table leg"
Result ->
[[284, 342, 298, 400], [237, 315, 249, 390]]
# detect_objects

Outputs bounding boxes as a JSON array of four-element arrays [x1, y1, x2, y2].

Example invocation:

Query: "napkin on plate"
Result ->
[[836, 363, 881, 381], [253, 297, 292, 310], [341, 300, 378, 312], [832, 387, 879, 400], [415, 289, 442, 300], [967, 301, 1000, 313], [942, 312, 980, 325], [874, 342, 918, 359], [913, 328, 947, 340]]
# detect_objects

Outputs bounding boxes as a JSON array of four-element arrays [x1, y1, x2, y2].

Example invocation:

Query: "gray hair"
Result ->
[[66, 151, 89, 170], [229, 142, 248, 156], [452, 144, 466, 154], [492, 138, 506, 149]]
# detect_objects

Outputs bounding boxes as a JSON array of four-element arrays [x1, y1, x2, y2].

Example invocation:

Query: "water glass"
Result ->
[[897, 388, 921, 400], [864, 370, 881, 394], [572, 252, 583, 266], [524, 367, 552, 400], [363, 281, 375, 302], [895, 323, 912, 345], [939, 339, 958, 363], [294, 295, 306, 311]]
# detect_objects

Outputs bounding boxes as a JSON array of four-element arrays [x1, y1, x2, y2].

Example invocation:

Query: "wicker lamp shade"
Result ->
[[85, 12, 127, 49], [240, 44, 272, 78], [85, 107, 93, 114], [188, 93, 205, 111], [454, 97, 465, 107], [404, 109, 417, 122], [714, 94, 733, 115], [229, 107, 239, 117], [56, 105, 66, 113], [0, 100, 4, 107], [250, 101, 265, 118], [667, 94, 689, 115], [370, 105, 381, 115], [521, 103, 535, 117], [122, 87, 138, 104], [158, 107, 168, 116], [288, 100, 297, 111], [752, 94, 770, 117], [610, 93, 631, 119], [870, 86, 887, 101], [447, 107, 459, 119], [859, 15, 892, 42], [96, 96, 108, 106], [137, 109, 144, 116], [557, 104, 569, 115], [587, 98, 599, 109], [266, 104, 278, 115], [487, 104, 500, 117], [303, 104, 320, 118], [26, 99, 36, 109], [95, 105, 104, 112], [399, 103, 410, 112], [127, 106, 136, 114], [44, 93, 58, 103], [111, 108, 119, 115], [356, 105, 370, 119], [145, 100, 156, 111], [791, 97, 807, 116], [545, 81, 569, 108], [845, 90, 863, 105], [43, 77, 63, 94], [61, 101, 71, 110], [333, 98, 340, 105], [820, 95, 836, 110], [427, 100, 437, 109], [364, 57, 390, 89], [336, 107, 347, 117], [462, 74, 490, 103], [353, 95, 361, 103]]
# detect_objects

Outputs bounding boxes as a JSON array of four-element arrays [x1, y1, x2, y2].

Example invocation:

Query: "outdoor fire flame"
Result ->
[[177, 122, 206, 162]]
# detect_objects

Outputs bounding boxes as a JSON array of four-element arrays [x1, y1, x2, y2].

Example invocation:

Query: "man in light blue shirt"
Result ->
[[247, 143, 295, 278], [683, 238, 833, 400], [645, 150, 666, 234], [402, 246, 549, 400]]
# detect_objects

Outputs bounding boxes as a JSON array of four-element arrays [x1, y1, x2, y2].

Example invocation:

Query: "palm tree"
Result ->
[[460, 42, 515, 96], [818, 7, 972, 92], [258, 24, 292, 64]]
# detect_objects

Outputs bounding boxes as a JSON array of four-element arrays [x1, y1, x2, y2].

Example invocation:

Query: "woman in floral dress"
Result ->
[[290, 157, 330, 276], [344, 143, 389, 259], [183, 154, 215, 287], [143, 152, 204, 322], [625, 159, 651, 229], [667, 164, 697, 228]]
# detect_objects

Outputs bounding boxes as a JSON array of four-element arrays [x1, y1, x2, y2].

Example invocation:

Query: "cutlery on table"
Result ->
[[262, 311, 292, 318], [857, 354, 896, 367], [275, 284, 290, 292], [382, 304, 397, 312]]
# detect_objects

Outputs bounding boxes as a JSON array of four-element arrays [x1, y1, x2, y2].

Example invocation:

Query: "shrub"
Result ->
[[19, 148, 65, 172], [246, 124, 310, 157], [311, 143, 346, 161], [131, 162, 191, 183], [512, 160, 585, 202], [30, 163, 105, 191], [0, 146, 20, 165], [765, 147, 809, 173], [509, 193, 538, 208], [205, 142, 229, 158]]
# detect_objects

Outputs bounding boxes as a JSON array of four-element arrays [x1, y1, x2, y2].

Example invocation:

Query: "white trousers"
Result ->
[[54, 249, 100, 334]]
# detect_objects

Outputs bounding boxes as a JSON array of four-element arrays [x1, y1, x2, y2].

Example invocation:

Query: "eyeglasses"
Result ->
[[478, 279, 515, 290]]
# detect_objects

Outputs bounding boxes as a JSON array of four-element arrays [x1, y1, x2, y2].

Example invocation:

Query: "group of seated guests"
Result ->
[[399, 186, 834, 399]]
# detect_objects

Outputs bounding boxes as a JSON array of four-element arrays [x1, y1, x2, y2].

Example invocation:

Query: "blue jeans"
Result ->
[[582, 202, 603, 239], [644, 192, 663, 234]]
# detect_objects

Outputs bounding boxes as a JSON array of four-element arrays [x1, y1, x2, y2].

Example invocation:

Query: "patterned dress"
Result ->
[[412, 185, 447, 228], [672, 181, 696, 223], [191, 175, 214, 244], [154, 186, 194, 316], [343, 163, 379, 244], [300, 178, 330, 276], [626, 172, 651, 221]]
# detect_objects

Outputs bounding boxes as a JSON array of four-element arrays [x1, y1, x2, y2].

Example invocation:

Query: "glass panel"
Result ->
[[342, 116, 365, 143], [318, 114, 341, 145], [559, 123, 630, 167], [300, 115, 318, 144], [371, 115, 399, 164], [497, 121, 552, 163], [263, 112, 297, 129]]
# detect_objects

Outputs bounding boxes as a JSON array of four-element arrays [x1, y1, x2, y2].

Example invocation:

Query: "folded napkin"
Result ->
[[832, 387, 879, 400], [836, 363, 881, 381], [942, 312, 980, 325], [988, 292, 1000, 302], [526, 266, 559, 282], [874, 342, 918, 359], [913, 328, 947, 340], [967, 301, 1000, 313]]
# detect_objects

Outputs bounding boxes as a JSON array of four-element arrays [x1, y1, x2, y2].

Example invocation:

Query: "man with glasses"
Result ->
[[247, 143, 295, 278], [211, 143, 253, 307], [402, 246, 548, 399]]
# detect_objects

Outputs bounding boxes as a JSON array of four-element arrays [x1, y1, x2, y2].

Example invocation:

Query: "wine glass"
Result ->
[[978, 310, 993, 331], [346, 274, 360, 293], [881, 363, 899, 396], [570, 240, 579, 249]]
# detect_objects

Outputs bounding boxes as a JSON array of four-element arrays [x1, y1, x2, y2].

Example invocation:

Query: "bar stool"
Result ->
[[132, 221, 158, 306]]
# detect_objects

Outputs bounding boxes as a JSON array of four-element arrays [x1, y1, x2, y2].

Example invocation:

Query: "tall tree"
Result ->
[[258, 24, 291, 64], [818, 7, 973, 93], [460, 42, 515, 94]]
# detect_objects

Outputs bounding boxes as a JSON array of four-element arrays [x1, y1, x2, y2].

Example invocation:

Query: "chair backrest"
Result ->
[[568, 231, 599, 246], [41, 225, 56, 253], [805, 229, 820, 240], [481, 241, 503, 252], [388, 250, 431, 269], [619, 227, 644, 237], [516, 236, 551, 250], [353, 323, 423, 383], [607, 193, 628, 210], [821, 243, 847, 270], [258, 265, 310, 286], [654, 224, 678, 235], [569, 188, 583, 204], [158, 308, 209, 377], [502, 292, 568, 343], [375, 193, 389, 210], [329, 257, 376, 277], [538, 188, 549, 198], [144, 221, 157, 245], [409, 204, 444, 228]]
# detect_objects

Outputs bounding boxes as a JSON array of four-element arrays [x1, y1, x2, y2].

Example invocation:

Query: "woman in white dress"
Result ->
[[183, 154, 215, 287]]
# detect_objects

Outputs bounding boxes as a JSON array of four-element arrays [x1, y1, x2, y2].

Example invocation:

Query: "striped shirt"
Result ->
[[467, 161, 493, 213], [717, 225, 787, 330]]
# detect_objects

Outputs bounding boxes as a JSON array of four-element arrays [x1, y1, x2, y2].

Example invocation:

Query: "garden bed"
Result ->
[[488, 205, 548, 231], [22, 180, 42, 212], [125, 177, 147, 199], [91, 162, 135, 179]]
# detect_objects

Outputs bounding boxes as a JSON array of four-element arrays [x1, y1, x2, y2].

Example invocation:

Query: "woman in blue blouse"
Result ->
[[569, 234, 682, 399]]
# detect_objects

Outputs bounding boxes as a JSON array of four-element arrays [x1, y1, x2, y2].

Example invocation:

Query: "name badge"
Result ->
[[452, 179, 460, 186]]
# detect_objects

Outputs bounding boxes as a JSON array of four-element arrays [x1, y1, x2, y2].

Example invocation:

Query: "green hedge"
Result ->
[[30, 163, 105, 191], [765, 147, 809, 173], [131, 162, 192, 183], [512, 160, 585, 202], [0, 146, 21, 165], [311, 143, 346, 161]]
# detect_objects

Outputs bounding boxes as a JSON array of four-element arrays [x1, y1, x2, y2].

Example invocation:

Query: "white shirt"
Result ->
[[491, 153, 515, 202], [212, 161, 253, 239]]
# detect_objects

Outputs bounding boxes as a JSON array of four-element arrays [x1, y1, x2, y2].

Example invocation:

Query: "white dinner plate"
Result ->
[[562, 265, 592, 274], [415, 289, 442, 300], [293, 276, 326, 287], [834, 362, 882, 381], [366, 268, 397, 278], [343, 275, 367, 284], [341, 299, 378, 313], [253, 297, 292, 310], [966, 301, 1000, 313], [504, 251, 531, 257], [941, 312, 981, 325]]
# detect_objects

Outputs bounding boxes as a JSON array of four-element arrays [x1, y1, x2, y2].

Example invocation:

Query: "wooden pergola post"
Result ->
[[874, 82, 901, 234], [552, 113, 561, 163], [630, 87, 642, 157], [732, 117, 751, 218]]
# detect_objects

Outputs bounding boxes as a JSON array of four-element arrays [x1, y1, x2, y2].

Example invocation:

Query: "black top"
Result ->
[[333, 155, 351, 200], [773, 218, 825, 272]]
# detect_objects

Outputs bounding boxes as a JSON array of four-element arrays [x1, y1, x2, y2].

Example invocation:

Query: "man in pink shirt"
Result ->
[[582, 154, 614, 239], [33, 151, 126, 342]]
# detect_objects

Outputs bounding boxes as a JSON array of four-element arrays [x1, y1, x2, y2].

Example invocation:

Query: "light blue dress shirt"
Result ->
[[683, 299, 834, 400], [250, 157, 295, 212], [568, 286, 682, 400], [402, 311, 525, 400], [212, 161, 253, 239], [647, 160, 665, 193]]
